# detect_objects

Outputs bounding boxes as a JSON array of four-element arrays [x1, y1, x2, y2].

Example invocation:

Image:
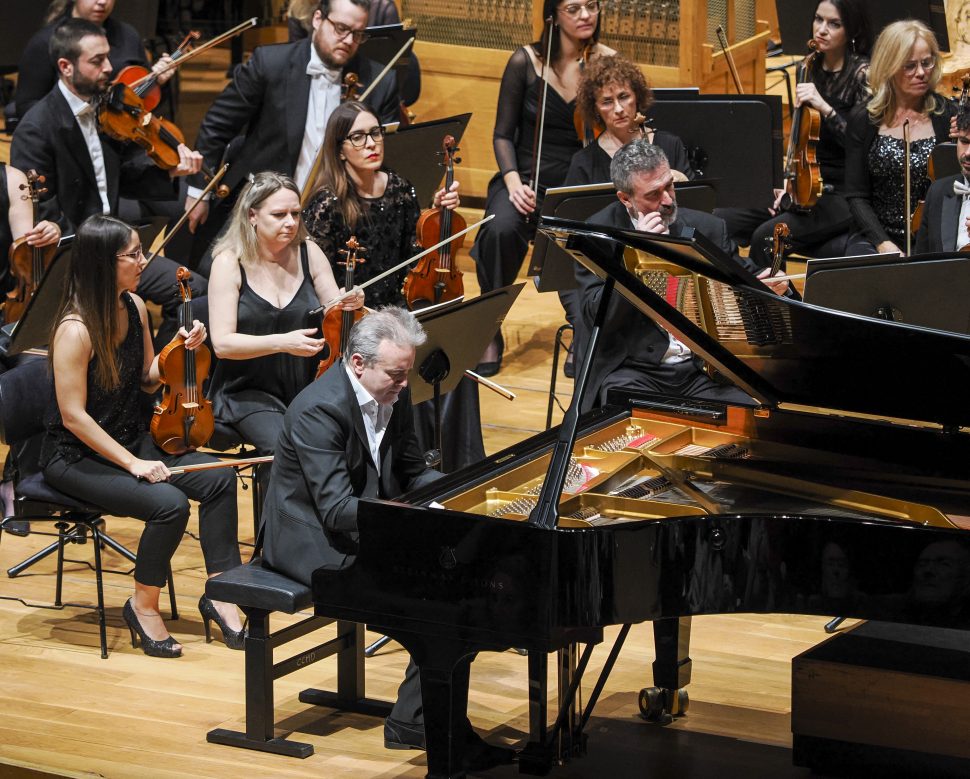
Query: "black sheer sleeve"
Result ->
[[819, 58, 869, 145], [844, 106, 889, 246], [493, 47, 534, 178], [303, 188, 351, 270]]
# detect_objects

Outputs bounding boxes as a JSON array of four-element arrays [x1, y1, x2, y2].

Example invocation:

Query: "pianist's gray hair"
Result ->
[[347, 307, 427, 366], [610, 140, 670, 195]]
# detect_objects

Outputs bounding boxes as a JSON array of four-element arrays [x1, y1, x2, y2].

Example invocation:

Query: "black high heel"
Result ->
[[122, 599, 182, 658], [199, 595, 245, 650]]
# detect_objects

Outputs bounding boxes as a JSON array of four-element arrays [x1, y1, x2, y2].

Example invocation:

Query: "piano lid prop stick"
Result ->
[[166, 455, 273, 475], [310, 214, 495, 314], [465, 369, 516, 400]]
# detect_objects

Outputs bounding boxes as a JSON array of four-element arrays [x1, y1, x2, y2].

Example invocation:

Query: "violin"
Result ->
[[782, 42, 823, 212], [151, 267, 214, 454], [5, 170, 57, 325], [573, 42, 600, 146], [315, 237, 366, 379], [112, 30, 200, 114], [403, 135, 465, 309], [342, 72, 360, 101]]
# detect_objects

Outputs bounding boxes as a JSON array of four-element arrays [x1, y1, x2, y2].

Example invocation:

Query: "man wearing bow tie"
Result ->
[[184, 0, 399, 239], [915, 110, 970, 254]]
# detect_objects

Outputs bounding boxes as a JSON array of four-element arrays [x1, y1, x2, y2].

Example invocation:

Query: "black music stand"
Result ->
[[530, 182, 721, 292], [358, 24, 416, 68], [775, 0, 949, 54], [383, 113, 472, 205], [803, 253, 970, 333], [412, 284, 524, 472], [930, 143, 960, 181], [0, 242, 72, 357]]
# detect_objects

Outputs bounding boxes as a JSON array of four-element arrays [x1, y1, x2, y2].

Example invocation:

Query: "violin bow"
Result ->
[[300, 36, 416, 207], [529, 17, 556, 200], [715, 26, 744, 95], [129, 18, 258, 89], [167, 455, 273, 475], [145, 163, 229, 265], [311, 213, 495, 313], [903, 119, 911, 256]]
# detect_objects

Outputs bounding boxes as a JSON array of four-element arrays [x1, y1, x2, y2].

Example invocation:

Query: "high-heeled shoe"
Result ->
[[122, 599, 182, 658], [198, 595, 245, 650]]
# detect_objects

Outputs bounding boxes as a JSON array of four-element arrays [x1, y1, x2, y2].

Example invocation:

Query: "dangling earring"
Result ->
[[850, 38, 856, 53]]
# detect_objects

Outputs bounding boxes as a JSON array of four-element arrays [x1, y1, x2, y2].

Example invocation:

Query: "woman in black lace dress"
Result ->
[[845, 19, 957, 255], [467, 0, 613, 375], [41, 215, 243, 658]]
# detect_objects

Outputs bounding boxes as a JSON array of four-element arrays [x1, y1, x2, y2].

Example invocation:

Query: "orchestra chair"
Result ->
[[205, 423, 266, 538], [0, 3, 48, 133], [0, 356, 178, 659], [546, 323, 574, 430]]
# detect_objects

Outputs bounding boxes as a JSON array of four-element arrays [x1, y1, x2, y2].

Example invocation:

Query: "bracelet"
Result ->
[[826, 107, 836, 119]]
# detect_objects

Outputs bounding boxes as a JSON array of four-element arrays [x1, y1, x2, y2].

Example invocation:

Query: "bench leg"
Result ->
[[207, 608, 314, 758], [299, 620, 392, 718]]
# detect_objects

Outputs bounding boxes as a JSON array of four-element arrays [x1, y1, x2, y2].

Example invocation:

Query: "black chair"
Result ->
[[0, 2, 49, 133], [0, 357, 177, 658], [206, 422, 266, 538]]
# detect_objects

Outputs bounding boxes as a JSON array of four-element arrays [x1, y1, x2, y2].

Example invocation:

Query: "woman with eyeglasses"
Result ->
[[206, 172, 363, 497], [844, 19, 956, 255], [467, 0, 613, 377], [41, 214, 243, 658], [303, 100, 460, 308]]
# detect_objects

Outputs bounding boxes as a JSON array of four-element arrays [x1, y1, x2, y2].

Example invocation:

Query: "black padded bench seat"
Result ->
[[205, 557, 391, 758]]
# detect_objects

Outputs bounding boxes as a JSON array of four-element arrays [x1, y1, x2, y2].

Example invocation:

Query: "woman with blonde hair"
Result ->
[[844, 19, 955, 255], [206, 172, 363, 481]]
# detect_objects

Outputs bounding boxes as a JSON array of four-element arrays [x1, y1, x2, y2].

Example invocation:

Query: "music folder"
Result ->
[[382, 113, 472, 206]]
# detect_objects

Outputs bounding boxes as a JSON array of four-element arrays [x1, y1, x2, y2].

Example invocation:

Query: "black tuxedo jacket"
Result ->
[[10, 86, 176, 231], [262, 361, 439, 585], [574, 200, 756, 411], [192, 39, 400, 192], [914, 173, 962, 254]]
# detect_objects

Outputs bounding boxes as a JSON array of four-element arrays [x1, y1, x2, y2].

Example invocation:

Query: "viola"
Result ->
[[5, 170, 57, 325], [316, 237, 367, 378], [112, 30, 200, 114], [403, 135, 465, 309], [572, 42, 601, 146], [782, 42, 823, 212], [151, 267, 214, 454]]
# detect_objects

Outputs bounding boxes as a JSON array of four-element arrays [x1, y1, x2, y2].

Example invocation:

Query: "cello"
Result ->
[[5, 170, 57, 325], [402, 135, 465, 309], [315, 237, 367, 378], [781, 42, 824, 212], [151, 267, 214, 454]]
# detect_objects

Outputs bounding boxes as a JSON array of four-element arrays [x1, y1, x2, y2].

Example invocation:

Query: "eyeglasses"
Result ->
[[560, 0, 600, 18], [902, 56, 936, 75], [344, 126, 386, 148], [326, 16, 370, 44], [116, 245, 144, 262]]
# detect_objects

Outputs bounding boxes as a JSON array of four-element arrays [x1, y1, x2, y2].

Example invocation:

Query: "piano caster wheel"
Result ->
[[638, 687, 689, 724]]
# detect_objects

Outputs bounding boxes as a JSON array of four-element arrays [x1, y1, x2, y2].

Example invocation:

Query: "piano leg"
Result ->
[[640, 617, 692, 723]]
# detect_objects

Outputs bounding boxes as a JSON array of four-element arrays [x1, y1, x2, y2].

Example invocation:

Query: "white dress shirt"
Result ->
[[294, 46, 343, 191], [345, 364, 395, 476], [958, 179, 970, 251], [59, 80, 110, 215]]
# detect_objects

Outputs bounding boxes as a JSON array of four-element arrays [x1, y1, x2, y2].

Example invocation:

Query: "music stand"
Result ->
[[383, 113, 471, 205], [774, 0, 949, 54], [804, 254, 970, 333], [0, 242, 72, 357], [412, 284, 524, 471], [930, 143, 960, 181], [530, 182, 721, 292], [358, 24, 416, 69]]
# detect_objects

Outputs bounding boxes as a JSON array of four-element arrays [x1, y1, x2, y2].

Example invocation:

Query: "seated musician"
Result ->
[[13, 0, 176, 123], [844, 19, 957, 256], [206, 171, 363, 497], [10, 18, 206, 348], [575, 140, 789, 411], [914, 107, 970, 253], [184, 0, 400, 247], [262, 309, 513, 772], [42, 214, 243, 657]]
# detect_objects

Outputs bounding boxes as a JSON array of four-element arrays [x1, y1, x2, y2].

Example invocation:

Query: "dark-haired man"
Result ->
[[914, 110, 970, 254]]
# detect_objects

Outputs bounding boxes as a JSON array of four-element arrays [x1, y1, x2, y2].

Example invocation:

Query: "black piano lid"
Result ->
[[539, 216, 970, 430]]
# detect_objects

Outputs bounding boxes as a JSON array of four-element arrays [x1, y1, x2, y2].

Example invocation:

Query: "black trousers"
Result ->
[[598, 360, 755, 408], [223, 410, 283, 498], [389, 655, 473, 728], [44, 434, 240, 587], [747, 194, 854, 268], [470, 176, 537, 293]]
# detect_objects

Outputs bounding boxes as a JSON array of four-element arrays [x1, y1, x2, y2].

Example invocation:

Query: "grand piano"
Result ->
[[312, 217, 970, 779]]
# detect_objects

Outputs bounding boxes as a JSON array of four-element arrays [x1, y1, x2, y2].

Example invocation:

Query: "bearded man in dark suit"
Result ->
[[575, 140, 790, 412], [914, 110, 970, 255]]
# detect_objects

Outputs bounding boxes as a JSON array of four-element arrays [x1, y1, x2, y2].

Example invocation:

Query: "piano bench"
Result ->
[[205, 558, 392, 759]]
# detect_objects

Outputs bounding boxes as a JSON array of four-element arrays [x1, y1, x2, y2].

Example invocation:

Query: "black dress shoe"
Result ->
[[384, 716, 425, 750], [563, 353, 575, 379], [474, 360, 500, 378], [463, 728, 516, 772], [2, 519, 30, 537]]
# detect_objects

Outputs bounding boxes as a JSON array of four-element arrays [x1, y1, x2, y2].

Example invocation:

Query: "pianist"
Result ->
[[574, 140, 789, 411], [914, 107, 970, 254], [261, 307, 514, 771]]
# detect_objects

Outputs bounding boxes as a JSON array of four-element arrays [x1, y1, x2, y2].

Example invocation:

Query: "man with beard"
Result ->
[[183, 0, 399, 243], [574, 140, 789, 411], [10, 17, 205, 347], [914, 108, 970, 253]]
